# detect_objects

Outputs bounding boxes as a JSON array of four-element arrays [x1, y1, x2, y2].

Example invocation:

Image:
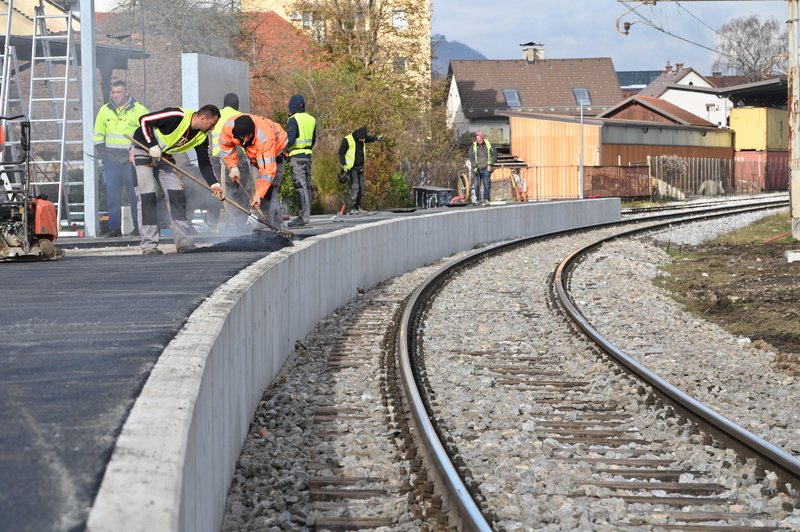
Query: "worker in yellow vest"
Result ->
[[470, 131, 496, 206], [208, 92, 250, 231], [338, 126, 382, 214], [93, 80, 148, 236], [131, 104, 224, 255], [286, 94, 316, 227]]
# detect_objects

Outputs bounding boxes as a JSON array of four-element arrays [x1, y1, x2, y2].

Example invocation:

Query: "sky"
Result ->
[[431, 0, 789, 73]]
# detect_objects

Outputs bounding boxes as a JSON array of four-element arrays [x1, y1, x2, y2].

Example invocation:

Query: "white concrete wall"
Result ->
[[86, 200, 620, 532], [661, 88, 731, 128]]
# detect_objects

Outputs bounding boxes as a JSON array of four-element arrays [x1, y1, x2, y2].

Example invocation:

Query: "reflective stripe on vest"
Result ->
[[287, 112, 315, 156], [155, 108, 207, 154], [343, 133, 364, 170]]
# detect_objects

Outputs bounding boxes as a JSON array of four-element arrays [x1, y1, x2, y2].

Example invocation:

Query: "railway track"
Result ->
[[224, 198, 799, 530]]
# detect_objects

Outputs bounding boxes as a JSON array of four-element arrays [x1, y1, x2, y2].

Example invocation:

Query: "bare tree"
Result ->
[[713, 15, 787, 81]]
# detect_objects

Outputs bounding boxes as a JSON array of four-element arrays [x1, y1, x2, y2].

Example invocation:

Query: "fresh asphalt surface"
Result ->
[[0, 207, 442, 532]]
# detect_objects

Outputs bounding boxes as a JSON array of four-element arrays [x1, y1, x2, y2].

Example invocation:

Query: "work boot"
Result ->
[[287, 217, 306, 227], [142, 247, 163, 255], [177, 243, 197, 253]]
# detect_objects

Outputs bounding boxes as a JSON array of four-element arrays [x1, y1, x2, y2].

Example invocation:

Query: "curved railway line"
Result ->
[[224, 197, 799, 530]]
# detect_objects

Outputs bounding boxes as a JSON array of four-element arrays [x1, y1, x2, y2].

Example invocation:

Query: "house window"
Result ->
[[392, 10, 408, 30], [393, 57, 407, 74], [302, 11, 313, 29], [289, 11, 301, 22], [573, 87, 591, 107], [503, 89, 521, 108]]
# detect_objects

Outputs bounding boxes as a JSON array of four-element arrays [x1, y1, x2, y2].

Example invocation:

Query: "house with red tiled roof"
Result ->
[[446, 44, 624, 144], [596, 95, 716, 127], [638, 63, 730, 127]]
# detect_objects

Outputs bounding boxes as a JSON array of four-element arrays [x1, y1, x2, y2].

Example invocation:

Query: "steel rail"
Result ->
[[396, 199, 792, 528], [554, 205, 800, 491]]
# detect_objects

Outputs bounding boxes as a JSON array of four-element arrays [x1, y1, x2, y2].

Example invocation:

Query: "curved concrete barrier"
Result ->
[[86, 200, 620, 532]]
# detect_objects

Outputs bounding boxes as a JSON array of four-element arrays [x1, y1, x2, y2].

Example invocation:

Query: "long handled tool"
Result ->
[[126, 135, 294, 238]]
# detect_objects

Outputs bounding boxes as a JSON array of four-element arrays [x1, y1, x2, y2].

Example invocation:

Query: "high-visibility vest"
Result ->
[[155, 108, 208, 154], [93, 98, 149, 152], [343, 133, 364, 170], [211, 106, 240, 157], [287, 112, 315, 156], [471, 139, 493, 167]]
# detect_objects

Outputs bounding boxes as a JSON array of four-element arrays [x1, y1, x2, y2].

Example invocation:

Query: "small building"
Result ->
[[446, 43, 624, 144]]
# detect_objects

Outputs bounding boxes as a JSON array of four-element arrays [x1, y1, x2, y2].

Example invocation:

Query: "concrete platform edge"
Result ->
[[85, 199, 620, 532]]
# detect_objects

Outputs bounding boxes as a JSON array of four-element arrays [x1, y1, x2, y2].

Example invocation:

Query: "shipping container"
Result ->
[[730, 107, 788, 151], [734, 150, 789, 193]]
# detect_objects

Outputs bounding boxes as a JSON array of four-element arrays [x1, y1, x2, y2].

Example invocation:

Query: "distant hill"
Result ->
[[431, 34, 487, 79]]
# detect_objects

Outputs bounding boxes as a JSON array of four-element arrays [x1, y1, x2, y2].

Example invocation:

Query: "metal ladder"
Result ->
[[27, 0, 83, 235], [1, 1, 27, 165]]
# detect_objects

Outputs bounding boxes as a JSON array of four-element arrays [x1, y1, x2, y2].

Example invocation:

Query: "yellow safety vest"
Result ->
[[471, 139, 493, 167], [287, 112, 315, 156], [343, 133, 364, 170], [211, 106, 240, 157], [155, 108, 208, 154], [93, 99, 149, 151]]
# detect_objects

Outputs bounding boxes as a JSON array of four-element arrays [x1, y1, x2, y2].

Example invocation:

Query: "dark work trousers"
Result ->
[[255, 159, 286, 233], [212, 156, 251, 229], [289, 155, 312, 223], [102, 155, 138, 232], [348, 165, 365, 210], [472, 168, 492, 204], [133, 146, 194, 252]]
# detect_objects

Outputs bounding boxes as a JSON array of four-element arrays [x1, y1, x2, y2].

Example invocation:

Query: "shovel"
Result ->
[[126, 134, 294, 239]]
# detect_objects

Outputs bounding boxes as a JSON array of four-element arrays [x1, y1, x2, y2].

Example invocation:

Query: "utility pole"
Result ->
[[618, 0, 799, 248], [79, 0, 98, 237]]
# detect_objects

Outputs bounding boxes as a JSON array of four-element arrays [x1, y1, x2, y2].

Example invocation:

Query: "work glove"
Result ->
[[229, 166, 240, 183], [148, 145, 162, 162], [376, 135, 384, 141], [210, 183, 225, 201]]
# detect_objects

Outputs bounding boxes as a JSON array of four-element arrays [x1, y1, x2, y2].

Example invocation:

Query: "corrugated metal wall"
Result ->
[[510, 115, 602, 167], [602, 144, 733, 165], [731, 108, 789, 151]]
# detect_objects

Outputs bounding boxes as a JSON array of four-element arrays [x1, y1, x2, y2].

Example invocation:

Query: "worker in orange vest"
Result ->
[[218, 114, 288, 234]]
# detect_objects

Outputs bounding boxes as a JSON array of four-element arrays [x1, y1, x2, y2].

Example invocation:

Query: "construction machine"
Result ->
[[0, 115, 63, 261]]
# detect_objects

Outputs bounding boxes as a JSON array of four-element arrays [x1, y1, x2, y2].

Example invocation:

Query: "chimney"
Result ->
[[675, 62, 684, 71], [665, 64, 673, 73], [520, 41, 544, 63]]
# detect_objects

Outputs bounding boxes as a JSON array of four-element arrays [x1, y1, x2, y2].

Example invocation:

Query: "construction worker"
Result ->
[[209, 92, 250, 231], [470, 130, 496, 206], [338, 127, 382, 214], [132, 104, 224, 255], [285, 94, 316, 227], [218, 113, 288, 235], [93, 80, 148, 237]]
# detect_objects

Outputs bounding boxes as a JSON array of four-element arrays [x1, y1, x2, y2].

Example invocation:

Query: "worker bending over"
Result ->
[[132, 104, 224, 255], [218, 113, 288, 234]]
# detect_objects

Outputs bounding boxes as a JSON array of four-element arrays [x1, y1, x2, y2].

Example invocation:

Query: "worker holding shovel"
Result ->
[[131, 104, 224, 255], [218, 113, 289, 237]]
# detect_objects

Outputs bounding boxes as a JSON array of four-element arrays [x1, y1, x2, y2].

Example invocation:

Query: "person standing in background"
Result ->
[[93, 80, 148, 236]]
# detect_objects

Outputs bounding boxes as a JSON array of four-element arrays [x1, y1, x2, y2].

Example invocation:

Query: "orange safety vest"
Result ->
[[219, 114, 288, 198]]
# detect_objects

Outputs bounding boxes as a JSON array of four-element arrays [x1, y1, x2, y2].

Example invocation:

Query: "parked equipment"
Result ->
[[0, 115, 63, 261]]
